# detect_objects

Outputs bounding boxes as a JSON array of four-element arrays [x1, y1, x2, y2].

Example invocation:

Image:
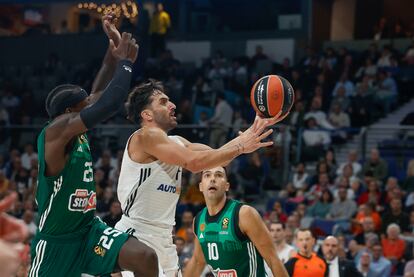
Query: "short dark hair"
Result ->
[[295, 228, 314, 238], [270, 221, 285, 229], [127, 79, 164, 124]]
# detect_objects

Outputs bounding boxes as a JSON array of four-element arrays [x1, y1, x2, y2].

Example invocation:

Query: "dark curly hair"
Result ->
[[127, 79, 164, 124]]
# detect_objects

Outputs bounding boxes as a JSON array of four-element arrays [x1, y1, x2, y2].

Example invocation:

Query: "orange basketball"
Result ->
[[250, 75, 295, 118]]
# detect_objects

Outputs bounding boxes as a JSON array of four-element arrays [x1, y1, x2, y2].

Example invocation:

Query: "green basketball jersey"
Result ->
[[194, 199, 265, 277], [35, 126, 96, 235]]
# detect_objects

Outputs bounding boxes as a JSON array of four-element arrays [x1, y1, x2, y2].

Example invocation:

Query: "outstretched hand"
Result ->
[[235, 111, 288, 154], [0, 192, 28, 242], [102, 12, 121, 46], [109, 32, 139, 63]]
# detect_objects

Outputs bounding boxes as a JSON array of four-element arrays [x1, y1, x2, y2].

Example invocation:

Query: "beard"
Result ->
[[154, 112, 177, 131]]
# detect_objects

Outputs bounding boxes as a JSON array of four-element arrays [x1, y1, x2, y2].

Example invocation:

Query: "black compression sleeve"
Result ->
[[80, 59, 133, 129]]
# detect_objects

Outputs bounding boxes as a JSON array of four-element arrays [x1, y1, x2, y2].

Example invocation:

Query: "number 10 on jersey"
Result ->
[[208, 242, 219, 260]]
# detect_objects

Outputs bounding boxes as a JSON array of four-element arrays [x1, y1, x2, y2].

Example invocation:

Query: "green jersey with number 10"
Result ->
[[194, 199, 265, 277]]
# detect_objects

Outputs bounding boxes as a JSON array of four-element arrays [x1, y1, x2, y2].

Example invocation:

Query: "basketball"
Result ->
[[250, 75, 295, 118]]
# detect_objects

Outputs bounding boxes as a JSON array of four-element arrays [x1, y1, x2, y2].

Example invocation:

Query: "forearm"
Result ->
[[269, 258, 289, 277], [80, 60, 132, 129], [91, 46, 117, 96], [189, 144, 241, 172], [183, 258, 204, 277]]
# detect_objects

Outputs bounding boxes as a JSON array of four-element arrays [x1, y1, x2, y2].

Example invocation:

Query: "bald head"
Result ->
[[322, 236, 339, 261]]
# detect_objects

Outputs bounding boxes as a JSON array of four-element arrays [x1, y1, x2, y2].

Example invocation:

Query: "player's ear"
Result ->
[[199, 182, 202, 192], [225, 182, 230, 192], [141, 109, 152, 121]]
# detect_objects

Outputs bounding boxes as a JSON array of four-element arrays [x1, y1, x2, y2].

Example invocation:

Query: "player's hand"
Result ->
[[0, 192, 28, 242], [237, 125, 274, 154], [109, 32, 139, 63], [102, 12, 121, 46], [0, 240, 23, 276]]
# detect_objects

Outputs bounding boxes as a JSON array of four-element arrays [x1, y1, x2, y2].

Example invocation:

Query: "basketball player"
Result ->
[[183, 166, 289, 277], [114, 79, 286, 277], [28, 15, 158, 276]]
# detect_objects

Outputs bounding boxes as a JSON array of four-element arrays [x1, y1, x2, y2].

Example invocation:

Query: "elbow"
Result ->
[[186, 157, 203, 173]]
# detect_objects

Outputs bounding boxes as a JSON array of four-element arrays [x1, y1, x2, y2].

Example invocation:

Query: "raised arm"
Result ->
[[183, 220, 207, 277], [239, 206, 289, 277], [139, 124, 273, 173], [90, 12, 122, 98], [44, 33, 138, 176]]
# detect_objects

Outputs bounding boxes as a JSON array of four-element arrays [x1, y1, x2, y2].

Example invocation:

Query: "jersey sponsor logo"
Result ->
[[156, 184, 178, 194], [222, 218, 229, 230], [217, 270, 237, 277], [94, 245, 106, 257], [209, 267, 238, 277], [68, 189, 96, 213], [199, 233, 204, 239], [200, 223, 205, 232]]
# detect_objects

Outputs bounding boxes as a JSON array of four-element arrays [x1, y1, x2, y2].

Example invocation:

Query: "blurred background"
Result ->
[[0, 0, 414, 276]]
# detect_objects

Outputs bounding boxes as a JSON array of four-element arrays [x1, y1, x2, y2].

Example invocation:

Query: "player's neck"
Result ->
[[142, 122, 168, 133], [299, 251, 312, 258], [206, 196, 227, 216]]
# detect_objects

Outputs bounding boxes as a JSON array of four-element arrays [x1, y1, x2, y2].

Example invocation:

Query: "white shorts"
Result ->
[[115, 217, 180, 277]]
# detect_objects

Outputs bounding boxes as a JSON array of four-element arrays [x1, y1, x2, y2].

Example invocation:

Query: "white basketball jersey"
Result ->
[[117, 131, 183, 229]]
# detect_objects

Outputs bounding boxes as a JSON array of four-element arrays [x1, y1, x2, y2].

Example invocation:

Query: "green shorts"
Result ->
[[29, 217, 130, 277]]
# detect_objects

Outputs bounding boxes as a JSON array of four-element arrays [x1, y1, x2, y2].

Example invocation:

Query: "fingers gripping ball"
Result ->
[[250, 75, 295, 118]]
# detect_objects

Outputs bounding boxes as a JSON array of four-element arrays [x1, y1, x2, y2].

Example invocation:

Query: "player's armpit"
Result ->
[[46, 113, 88, 143], [239, 206, 289, 277]]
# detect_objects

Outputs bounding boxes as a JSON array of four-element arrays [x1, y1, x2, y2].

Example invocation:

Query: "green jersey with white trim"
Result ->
[[35, 126, 96, 235], [194, 199, 265, 277]]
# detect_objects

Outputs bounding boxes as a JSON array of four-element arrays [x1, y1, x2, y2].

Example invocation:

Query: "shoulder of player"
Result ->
[[238, 205, 262, 229], [134, 126, 167, 143], [45, 113, 79, 141]]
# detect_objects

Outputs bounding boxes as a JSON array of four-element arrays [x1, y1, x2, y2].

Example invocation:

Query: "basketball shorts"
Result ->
[[115, 218, 180, 277], [29, 217, 129, 277]]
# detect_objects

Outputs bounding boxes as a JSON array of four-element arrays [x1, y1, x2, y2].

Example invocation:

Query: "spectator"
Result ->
[[291, 162, 309, 190], [306, 189, 333, 218], [22, 210, 36, 239], [264, 201, 288, 224], [381, 198, 409, 233], [176, 210, 193, 242], [381, 223, 406, 262], [357, 251, 375, 276], [377, 46, 392, 68], [289, 100, 306, 127], [304, 97, 334, 130], [357, 179, 381, 205], [174, 236, 191, 270], [352, 203, 381, 235], [251, 45, 269, 68], [332, 73, 355, 98], [268, 222, 295, 263], [20, 144, 37, 171], [355, 58, 378, 80], [376, 70, 398, 113], [331, 86, 351, 112], [349, 79, 375, 127], [329, 103, 351, 129], [149, 3, 171, 57], [102, 201, 122, 228], [361, 148, 388, 182], [327, 185, 357, 220], [353, 217, 377, 245], [302, 117, 331, 161], [191, 76, 213, 107], [337, 150, 362, 177], [208, 93, 233, 148], [370, 243, 392, 277]]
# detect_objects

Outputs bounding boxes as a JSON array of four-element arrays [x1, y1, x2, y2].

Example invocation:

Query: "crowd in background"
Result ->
[[1, 14, 414, 276]]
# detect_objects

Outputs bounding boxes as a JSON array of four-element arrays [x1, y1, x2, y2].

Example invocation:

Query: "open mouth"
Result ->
[[208, 187, 217, 192]]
